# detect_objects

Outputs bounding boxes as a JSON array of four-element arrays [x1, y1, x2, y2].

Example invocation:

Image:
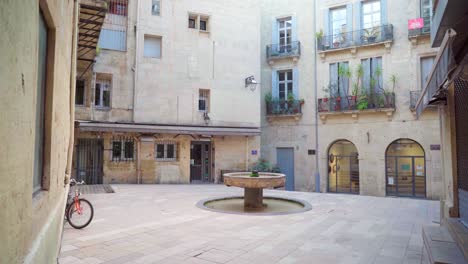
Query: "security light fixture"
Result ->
[[245, 75, 259, 91]]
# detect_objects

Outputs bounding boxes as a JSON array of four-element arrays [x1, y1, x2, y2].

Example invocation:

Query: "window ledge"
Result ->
[[266, 113, 302, 122], [95, 107, 111, 111], [318, 40, 392, 60], [319, 108, 395, 123]]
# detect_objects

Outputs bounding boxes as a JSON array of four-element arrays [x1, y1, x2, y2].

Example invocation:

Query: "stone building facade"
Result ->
[[73, 0, 262, 185], [0, 0, 86, 262], [261, 0, 443, 199]]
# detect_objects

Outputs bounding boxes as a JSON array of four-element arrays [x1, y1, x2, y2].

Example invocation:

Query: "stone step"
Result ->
[[447, 218, 468, 260], [422, 224, 468, 264]]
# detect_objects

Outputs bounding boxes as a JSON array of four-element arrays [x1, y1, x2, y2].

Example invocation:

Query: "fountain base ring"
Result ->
[[196, 196, 312, 216]]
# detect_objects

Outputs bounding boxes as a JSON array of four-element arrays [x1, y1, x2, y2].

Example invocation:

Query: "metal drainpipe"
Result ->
[[313, 0, 321, 193], [133, 0, 140, 123], [134, 0, 141, 183]]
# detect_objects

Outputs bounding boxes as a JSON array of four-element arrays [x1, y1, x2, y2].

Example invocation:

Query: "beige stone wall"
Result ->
[[134, 0, 261, 127], [260, 0, 319, 192], [0, 0, 75, 263], [315, 0, 442, 198]]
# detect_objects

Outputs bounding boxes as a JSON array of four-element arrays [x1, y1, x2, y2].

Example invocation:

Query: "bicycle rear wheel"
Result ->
[[67, 198, 94, 229]]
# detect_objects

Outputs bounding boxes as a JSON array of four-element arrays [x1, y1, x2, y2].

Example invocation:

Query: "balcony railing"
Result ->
[[408, 16, 431, 38], [318, 92, 395, 112], [266, 41, 301, 60], [318, 24, 393, 52], [266, 99, 303, 116], [410, 90, 421, 110]]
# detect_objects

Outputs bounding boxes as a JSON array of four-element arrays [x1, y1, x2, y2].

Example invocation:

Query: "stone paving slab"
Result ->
[[59, 184, 439, 264]]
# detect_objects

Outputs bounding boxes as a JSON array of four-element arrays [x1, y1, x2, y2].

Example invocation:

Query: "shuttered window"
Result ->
[[144, 36, 162, 58], [420, 56, 435, 90]]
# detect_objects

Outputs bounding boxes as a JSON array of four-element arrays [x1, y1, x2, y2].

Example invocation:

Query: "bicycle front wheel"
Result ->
[[67, 198, 94, 229]]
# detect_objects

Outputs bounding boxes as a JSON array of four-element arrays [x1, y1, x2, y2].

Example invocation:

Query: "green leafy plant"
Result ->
[[265, 92, 273, 103], [357, 90, 369, 110], [363, 26, 380, 42], [315, 29, 324, 40], [251, 159, 281, 173], [287, 93, 295, 102], [338, 64, 352, 96]]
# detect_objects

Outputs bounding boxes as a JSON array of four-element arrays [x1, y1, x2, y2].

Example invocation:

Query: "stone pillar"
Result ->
[[244, 188, 263, 209]]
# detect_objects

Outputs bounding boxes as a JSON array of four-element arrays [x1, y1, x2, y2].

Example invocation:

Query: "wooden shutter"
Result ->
[[293, 67, 299, 98], [272, 70, 279, 98], [291, 16, 298, 42], [362, 58, 371, 94]]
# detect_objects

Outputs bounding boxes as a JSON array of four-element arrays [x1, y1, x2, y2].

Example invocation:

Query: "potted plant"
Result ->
[[364, 26, 379, 43], [357, 91, 369, 110], [315, 29, 324, 50]]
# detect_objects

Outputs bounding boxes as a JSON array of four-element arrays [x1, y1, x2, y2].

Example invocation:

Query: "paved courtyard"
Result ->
[[59, 185, 439, 264]]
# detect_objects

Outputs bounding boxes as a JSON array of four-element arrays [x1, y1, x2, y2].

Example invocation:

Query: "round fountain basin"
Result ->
[[197, 196, 312, 215], [223, 172, 286, 189]]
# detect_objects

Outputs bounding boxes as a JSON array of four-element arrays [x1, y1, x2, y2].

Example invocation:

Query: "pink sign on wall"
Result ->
[[408, 18, 424, 29]]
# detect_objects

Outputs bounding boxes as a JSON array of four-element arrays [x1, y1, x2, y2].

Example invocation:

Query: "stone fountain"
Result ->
[[223, 172, 285, 210]]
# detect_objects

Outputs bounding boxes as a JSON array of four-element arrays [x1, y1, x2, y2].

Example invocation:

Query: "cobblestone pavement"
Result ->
[[59, 185, 439, 264]]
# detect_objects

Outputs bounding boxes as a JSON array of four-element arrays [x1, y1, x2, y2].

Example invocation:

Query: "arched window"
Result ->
[[328, 140, 359, 194], [385, 139, 425, 198]]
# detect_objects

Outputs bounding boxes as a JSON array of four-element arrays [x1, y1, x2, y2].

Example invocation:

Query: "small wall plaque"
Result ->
[[308, 149, 316, 155], [430, 144, 441, 151]]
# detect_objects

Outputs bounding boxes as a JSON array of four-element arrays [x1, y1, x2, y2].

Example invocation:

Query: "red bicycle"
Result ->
[[66, 179, 94, 229]]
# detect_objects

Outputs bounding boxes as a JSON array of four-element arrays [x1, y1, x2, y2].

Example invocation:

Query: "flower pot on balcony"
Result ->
[[333, 42, 340, 48], [367, 36, 376, 43]]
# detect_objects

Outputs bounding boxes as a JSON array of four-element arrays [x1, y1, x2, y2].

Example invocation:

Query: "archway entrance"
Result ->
[[328, 140, 359, 194], [385, 139, 425, 198]]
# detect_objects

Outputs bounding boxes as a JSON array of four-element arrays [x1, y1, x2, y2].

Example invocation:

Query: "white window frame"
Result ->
[[111, 139, 135, 162], [278, 70, 293, 100], [155, 142, 177, 161], [278, 17, 292, 51], [152, 0, 161, 16], [188, 13, 210, 32], [362, 0, 381, 29], [95, 78, 111, 109], [330, 7, 347, 42], [198, 89, 210, 112]]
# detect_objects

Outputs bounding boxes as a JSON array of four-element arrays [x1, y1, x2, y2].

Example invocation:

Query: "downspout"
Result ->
[[132, 0, 140, 123], [313, 0, 320, 192], [134, 0, 141, 183]]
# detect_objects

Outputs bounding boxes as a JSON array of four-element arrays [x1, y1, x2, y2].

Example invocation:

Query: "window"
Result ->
[[98, 0, 127, 51], [155, 142, 177, 161], [152, 0, 160, 16], [112, 138, 134, 162], [329, 62, 349, 98], [199, 89, 210, 112], [144, 35, 162, 58], [330, 7, 347, 39], [34, 11, 48, 192], [109, 0, 128, 16], [278, 70, 293, 100], [189, 17, 196, 28], [420, 56, 435, 90], [99, 29, 127, 51], [361, 57, 383, 94], [200, 19, 207, 31], [362, 0, 381, 29], [188, 13, 209, 32], [95, 77, 111, 108], [421, 0, 432, 32], [278, 17, 292, 52], [75, 79, 85, 105]]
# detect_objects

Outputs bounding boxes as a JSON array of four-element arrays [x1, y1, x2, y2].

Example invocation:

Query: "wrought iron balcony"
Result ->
[[266, 99, 303, 117], [266, 41, 301, 61], [410, 90, 421, 110], [317, 24, 393, 52], [318, 92, 395, 113], [408, 16, 431, 38]]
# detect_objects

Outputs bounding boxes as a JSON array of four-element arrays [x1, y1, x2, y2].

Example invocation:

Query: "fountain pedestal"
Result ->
[[223, 172, 286, 211], [244, 188, 263, 209]]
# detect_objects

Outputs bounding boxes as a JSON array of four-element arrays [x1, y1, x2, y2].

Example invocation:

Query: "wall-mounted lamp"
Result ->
[[245, 75, 259, 91]]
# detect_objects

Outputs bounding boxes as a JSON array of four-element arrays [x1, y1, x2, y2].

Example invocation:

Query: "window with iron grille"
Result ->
[[199, 89, 210, 112], [99, 0, 128, 51], [155, 141, 177, 161], [188, 13, 209, 32], [112, 137, 135, 162]]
